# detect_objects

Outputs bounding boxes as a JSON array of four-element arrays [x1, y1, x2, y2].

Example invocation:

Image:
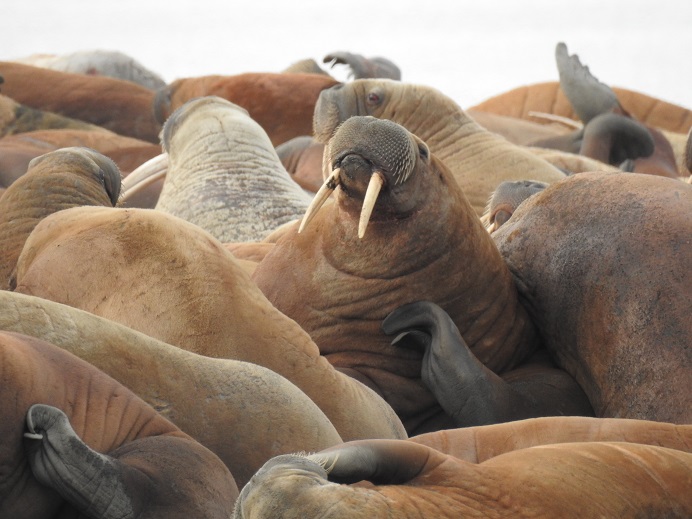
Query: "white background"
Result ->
[[2, 0, 690, 109]]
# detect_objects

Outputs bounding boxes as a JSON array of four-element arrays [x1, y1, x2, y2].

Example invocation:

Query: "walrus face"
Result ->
[[300, 116, 431, 238], [313, 79, 430, 144]]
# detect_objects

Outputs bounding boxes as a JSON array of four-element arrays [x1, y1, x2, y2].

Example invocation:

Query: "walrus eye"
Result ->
[[418, 142, 429, 161], [366, 92, 381, 105]]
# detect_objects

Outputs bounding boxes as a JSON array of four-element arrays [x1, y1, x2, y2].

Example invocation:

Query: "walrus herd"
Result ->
[[0, 43, 690, 518]]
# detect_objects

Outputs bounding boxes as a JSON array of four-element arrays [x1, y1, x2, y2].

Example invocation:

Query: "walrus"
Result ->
[[252, 116, 586, 434], [0, 330, 237, 518], [0, 290, 343, 489], [312, 78, 567, 216], [13, 205, 407, 442], [491, 171, 692, 423], [0, 61, 161, 142], [275, 135, 325, 192], [127, 96, 312, 243], [0, 146, 121, 290], [233, 417, 692, 518], [152, 72, 339, 146], [0, 129, 161, 208]]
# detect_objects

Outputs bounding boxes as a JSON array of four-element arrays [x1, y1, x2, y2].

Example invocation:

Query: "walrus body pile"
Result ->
[[0, 45, 690, 518]]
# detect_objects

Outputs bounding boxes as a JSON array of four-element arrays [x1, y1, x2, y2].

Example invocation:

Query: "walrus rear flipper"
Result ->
[[383, 301, 594, 427], [556, 42, 620, 124]]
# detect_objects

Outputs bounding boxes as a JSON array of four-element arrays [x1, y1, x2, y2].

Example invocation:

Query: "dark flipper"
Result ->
[[382, 301, 594, 427], [580, 112, 654, 166], [24, 404, 137, 519], [323, 51, 402, 80], [556, 42, 620, 124]]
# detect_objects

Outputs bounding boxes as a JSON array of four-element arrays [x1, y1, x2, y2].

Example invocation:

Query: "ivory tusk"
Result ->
[[358, 171, 385, 239], [120, 153, 169, 201], [298, 168, 341, 233]]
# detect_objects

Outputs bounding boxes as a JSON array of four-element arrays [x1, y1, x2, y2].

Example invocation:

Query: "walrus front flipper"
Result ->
[[383, 301, 594, 427], [24, 404, 137, 518], [556, 42, 620, 124]]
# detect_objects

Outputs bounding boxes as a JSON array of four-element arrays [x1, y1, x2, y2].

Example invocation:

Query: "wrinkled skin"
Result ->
[[234, 417, 692, 518], [0, 129, 161, 208], [14, 206, 406, 442], [0, 146, 121, 290], [153, 96, 311, 243], [0, 331, 237, 518], [494, 172, 692, 423], [0, 61, 161, 142], [312, 79, 566, 216], [153, 72, 339, 146], [0, 290, 343, 488], [253, 117, 539, 434]]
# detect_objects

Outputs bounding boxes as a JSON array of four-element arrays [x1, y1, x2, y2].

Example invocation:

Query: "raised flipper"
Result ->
[[323, 51, 401, 80], [382, 301, 594, 427], [556, 42, 620, 124]]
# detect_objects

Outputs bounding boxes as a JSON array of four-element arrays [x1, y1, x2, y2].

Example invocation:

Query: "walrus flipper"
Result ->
[[323, 51, 401, 80], [556, 42, 619, 124], [383, 301, 594, 426], [25, 404, 136, 518]]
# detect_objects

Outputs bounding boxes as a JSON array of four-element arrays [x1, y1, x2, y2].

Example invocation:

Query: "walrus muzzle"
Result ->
[[299, 116, 420, 238]]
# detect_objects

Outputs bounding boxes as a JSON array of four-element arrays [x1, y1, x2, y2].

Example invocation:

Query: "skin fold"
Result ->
[[0, 331, 237, 518]]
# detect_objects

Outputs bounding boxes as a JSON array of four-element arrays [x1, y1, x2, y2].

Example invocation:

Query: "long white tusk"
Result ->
[[358, 171, 384, 239], [120, 153, 169, 201], [298, 168, 341, 233]]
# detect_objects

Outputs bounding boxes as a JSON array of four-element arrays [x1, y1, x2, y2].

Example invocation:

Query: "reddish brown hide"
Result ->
[[471, 81, 692, 134], [153, 72, 339, 146], [0, 61, 162, 142]]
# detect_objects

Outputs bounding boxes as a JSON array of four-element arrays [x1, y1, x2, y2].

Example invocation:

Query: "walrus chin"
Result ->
[[298, 167, 386, 239]]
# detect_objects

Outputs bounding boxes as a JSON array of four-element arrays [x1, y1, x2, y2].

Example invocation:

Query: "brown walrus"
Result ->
[[312, 78, 566, 216], [0, 61, 161, 142], [13, 205, 407, 442], [0, 330, 237, 518], [233, 417, 692, 518], [252, 116, 579, 434], [0, 146, 121, 290], [152, 72, 339, 146], [0, 290, 343, 489]]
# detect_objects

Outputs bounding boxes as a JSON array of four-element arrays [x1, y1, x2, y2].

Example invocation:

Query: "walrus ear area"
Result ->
[[153, 83, 174, 126]]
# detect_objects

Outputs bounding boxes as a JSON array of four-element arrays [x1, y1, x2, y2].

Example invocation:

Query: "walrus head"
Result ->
[[299, 116, 431, 238], [483, 179, 548, 233]]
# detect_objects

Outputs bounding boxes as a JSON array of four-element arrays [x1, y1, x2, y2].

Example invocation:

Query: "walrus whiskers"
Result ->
[[298, 168, 341, 233], [120, 153, 169, 201], [358, 171, 385, 239]]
